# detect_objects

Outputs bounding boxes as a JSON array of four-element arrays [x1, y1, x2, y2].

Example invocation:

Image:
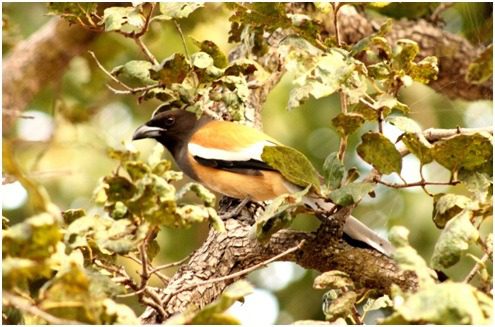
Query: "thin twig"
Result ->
[[333, 2, 349, 163], [135, 3, 156, 38], [375, 178, 459, 189], [149, 254, 193, 274], [88, 51, 134, 91], [2, 292, 84, 325], [173, 20, 190, 61], [135, 37, 159, 65], [464, 252, 491, 283], [161, 240, 305, 306]]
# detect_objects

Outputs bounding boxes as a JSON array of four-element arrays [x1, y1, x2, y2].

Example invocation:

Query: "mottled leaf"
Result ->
[[191, 38, 228, 68], [431, 210, 479, 269], [322, 152, 344, 190], [150, 53, 191, 86], [432, 193, 477, 229], [314, 271, 354, 290], [2, 213, 62, 260], [388, 116, 433, 164], [383, 282, 492, 324], [410, 56, 438, 84], [103, 7, 143, 32], [328, 182, 374, 206], [261, 145, 321, 191], [254, 187, 309, 242], [322, 290, 358, 321], [357, 132, 402, 174], [111, 60, 155, 85], [331, 112, 365, 137], [432, 133, 493, 172], [157, 2, 204, 20], [466, 44, 493, 85]]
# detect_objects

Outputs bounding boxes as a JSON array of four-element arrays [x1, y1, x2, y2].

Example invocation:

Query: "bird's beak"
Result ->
[[132, 124, 165, 140]]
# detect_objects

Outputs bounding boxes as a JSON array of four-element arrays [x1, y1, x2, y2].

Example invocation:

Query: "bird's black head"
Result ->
[[132, 109, 201, 154]]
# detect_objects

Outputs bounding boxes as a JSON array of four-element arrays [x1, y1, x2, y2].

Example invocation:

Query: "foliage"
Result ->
[[3, 2, 493, 325]]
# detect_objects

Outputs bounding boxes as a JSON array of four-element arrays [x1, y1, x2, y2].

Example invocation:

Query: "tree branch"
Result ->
[[2, 18, 98, 135], [140, 203, 416, 324]]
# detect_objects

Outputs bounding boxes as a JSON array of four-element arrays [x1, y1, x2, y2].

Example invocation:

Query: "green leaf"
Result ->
[[157, 2, 204, 20], [331, 113, 365, 137], [261, 145, 321, 191], [432, 193, 477, 229], [383, 282, 492, 324], [253, 187, 309, 242], [111, 60, 155, 85], [322, 152, 344, 190], [150, 53, 191, 86], [2, 213, 62, 260], [388, 116, 433, 164], [328, 182, 374, 206], [357, 132, 402, 175], [432, 133, 493, 172], [191, 38, 228, 68], [466, 44, 493, 84], [431, 210, 479, 269], [313, 271, 354, 290], [362, 295, 393, 317]]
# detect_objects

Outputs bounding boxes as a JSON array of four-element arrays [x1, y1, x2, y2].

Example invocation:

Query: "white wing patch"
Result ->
[[188, 140, 277, 162]]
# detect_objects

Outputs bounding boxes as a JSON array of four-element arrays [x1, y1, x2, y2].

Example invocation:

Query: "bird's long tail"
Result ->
[[303, 197, 395, 257]]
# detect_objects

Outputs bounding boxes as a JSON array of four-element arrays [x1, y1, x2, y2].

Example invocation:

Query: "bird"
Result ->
[[132, 107, 394, 256]]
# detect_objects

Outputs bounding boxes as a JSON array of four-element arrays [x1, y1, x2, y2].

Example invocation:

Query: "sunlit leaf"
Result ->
[[383, 282, 492, 324], [431, 210, 479, 269], [313, 271, 354, 290], [111, 60, 155, 85], [432, 193, 477, 229], [157, 2, 204, 20]]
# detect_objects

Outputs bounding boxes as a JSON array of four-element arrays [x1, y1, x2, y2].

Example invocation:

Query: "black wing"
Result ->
[[193, 156, 277, 176]]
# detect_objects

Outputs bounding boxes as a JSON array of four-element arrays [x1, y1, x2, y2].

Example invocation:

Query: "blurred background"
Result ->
[[2, 2, 492, 324]]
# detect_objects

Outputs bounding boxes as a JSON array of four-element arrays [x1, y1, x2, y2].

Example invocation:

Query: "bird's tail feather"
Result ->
[[303, 197, 394, 257]]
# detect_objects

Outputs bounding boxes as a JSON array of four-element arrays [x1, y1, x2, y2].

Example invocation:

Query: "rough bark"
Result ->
[[2, 18, 98, 135], [140, 201, 416, 324]]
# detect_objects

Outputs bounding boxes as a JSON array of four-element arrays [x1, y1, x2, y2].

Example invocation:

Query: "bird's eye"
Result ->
[[165, 117, 175, 126]]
